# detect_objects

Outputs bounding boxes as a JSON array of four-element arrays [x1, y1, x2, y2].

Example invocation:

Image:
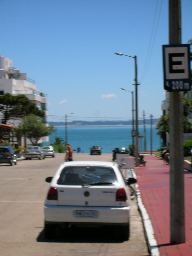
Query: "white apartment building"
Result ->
[[0, 55, 47, 114], [0, 55, 48, 144]]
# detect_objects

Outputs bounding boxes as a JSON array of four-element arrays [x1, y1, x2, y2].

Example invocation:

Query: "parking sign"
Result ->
[[163, 44, 191, 91]]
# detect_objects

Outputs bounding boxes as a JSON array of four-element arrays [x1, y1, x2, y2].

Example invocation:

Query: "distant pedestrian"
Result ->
[[162, 149, 169, 164], [65, 144, 73, 161]]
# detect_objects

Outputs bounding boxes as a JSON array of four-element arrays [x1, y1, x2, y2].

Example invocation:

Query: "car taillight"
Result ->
[[47, 187, 58, 200], [116, 188, 127, 201]]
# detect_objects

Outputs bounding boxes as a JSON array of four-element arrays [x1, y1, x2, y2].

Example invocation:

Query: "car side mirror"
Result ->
[[45, 177, 53, 183], [126, 177, 137, 185]]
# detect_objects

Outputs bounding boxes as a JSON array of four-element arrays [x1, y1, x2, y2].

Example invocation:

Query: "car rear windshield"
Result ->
[[0, 147, 13, 153], [57, 166, 117, 186]]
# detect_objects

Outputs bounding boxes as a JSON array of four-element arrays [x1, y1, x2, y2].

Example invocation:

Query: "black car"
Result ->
[[0, 146, 17, 166], [90, 146, 102, 155], [112, 147, 129, 161]]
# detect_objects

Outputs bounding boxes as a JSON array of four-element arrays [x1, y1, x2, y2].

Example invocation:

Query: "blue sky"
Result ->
[[0, 0, 191, 122]]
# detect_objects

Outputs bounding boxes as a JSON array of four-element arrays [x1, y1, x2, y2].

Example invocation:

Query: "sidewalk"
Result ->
[[135, 155, 192, 256]]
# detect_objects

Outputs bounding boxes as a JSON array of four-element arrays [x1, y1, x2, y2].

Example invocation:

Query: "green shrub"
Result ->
[[183, 140, 192, 156], [128, 144, 134, 156], [53, 144, 65, 153], [53, 137, 65, 153]]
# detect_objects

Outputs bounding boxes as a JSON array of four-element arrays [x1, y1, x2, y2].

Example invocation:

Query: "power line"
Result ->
[[141, 0, 163, 81]]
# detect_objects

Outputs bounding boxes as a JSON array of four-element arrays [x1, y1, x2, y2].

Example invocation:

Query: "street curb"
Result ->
[[132, 170, 160, 256]]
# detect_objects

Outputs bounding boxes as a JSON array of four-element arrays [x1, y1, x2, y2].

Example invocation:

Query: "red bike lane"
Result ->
[[135, 155, 192, 256]]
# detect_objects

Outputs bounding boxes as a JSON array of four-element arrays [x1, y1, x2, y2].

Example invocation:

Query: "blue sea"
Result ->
[[49, 125, 161, 153]]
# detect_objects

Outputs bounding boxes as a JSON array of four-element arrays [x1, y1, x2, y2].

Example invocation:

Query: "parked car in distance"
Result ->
[[44, 161, 137, 240], [90, 146, 102, 155], [0, 146, 17, 166], [112, 147, 129, 161], [25, 146, 45, 160], [41, 145, 55, 158]]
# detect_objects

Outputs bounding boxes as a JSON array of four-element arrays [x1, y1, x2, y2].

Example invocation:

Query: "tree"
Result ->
[[0, 93, 44, 124], [156, 114, 169, 147], [156, 97, 192, 147], [53, 137, 65, 153], [18, 114, 54, 145]]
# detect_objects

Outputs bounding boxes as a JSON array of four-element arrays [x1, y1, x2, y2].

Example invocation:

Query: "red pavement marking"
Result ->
[[135, 155, 192, 256]]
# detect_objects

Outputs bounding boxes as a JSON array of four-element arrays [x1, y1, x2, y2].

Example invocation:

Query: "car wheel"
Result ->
[[9, 161, 13, 166], [44, 223, 56, 239], [115, 224, 130, 240], [119, 224, 130, 240]]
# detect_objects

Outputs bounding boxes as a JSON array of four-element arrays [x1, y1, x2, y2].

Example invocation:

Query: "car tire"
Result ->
[[44, 223, 56, 239], [121, 224, 130, 240], [9, 161, 13, 166], [115, 224, 130, 240]]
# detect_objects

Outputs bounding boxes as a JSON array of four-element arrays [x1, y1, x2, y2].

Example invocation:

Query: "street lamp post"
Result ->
[[64, 113, 74, 146], [115, 52, 140, 165], [120, 88, 135, 151], [150, 114, 153, 155], [64, 114, 68, 146], [143, 111, 147, 152]]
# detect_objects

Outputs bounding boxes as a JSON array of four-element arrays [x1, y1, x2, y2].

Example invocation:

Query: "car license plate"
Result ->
[[73, 210, 98, 218]]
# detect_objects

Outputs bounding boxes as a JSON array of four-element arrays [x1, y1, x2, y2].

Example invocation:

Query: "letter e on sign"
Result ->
[[163, 45, 191, 91]]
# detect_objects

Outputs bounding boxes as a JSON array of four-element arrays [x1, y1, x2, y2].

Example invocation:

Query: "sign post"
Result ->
[[163, 44, 191, 92], [162, 0, 191, 244]]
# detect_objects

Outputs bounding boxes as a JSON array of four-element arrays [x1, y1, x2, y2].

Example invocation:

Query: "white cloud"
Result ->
[[101, 93, 116, 100], [59, 99, 68, 105]]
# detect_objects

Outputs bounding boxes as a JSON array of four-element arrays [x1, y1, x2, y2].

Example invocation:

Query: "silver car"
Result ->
[[41, 146, 55, 158], [25, 146, 45, 160], [44, 161, 136, 240]]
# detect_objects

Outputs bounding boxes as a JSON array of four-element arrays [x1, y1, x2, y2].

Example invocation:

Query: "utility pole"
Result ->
[[169, 0, 185, 243], [134, 56, 140, 166], [143, 111, 147, 152], [131, 91, 135, 150], [64, 114, 68, 146], [120, 88, 135, 150], [114, 52, 139, 164], [150, 114, 153, 155]]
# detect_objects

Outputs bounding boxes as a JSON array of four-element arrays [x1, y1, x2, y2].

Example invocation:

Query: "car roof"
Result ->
[[61, 161, 117, 168], [0, 146, 13, 149]]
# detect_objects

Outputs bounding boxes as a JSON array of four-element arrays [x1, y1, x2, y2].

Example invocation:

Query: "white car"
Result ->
[[44, 161, 136, 240], [41, 146, 55, 158]]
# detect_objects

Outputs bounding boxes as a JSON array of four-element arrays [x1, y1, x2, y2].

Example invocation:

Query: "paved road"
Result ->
[[0, 153, 149, 256]]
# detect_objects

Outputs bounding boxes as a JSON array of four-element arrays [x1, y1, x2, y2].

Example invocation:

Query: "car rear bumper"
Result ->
[[25, 154, 42, 158], [0, 159, 14, 163], [44, 153, 55, 157], [44, 204, 130, 224]]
